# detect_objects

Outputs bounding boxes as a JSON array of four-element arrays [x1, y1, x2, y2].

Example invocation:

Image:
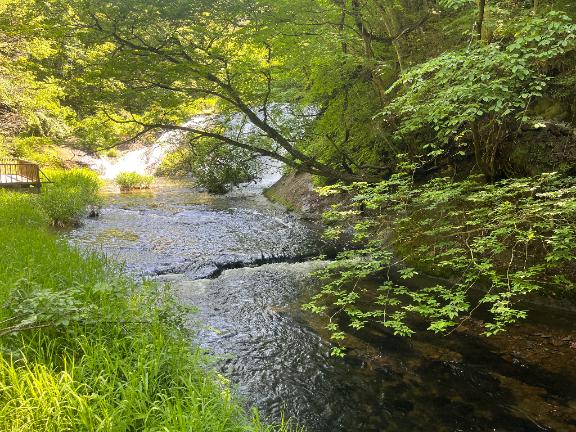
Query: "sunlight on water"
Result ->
[[78, 116, 208, 179]]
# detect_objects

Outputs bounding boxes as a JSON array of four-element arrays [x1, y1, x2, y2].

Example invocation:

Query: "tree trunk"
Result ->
[[471, 121, 485, 174], [337, 0, 348, 54], [350, 0, 388, 103], [378, 1, 405, 73], [471, 120, 501, 181], [475, 0, 486, 41]]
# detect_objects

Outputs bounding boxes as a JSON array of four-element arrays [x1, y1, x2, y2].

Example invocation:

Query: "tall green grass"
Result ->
[[115, 172, 154, 191], [40, 168, 102, 226], [0, 168, 101, 228], [0, 192, 48, 227], [0, 170, 300, 431]]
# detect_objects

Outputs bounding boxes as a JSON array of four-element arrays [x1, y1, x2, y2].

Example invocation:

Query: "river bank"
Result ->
[[0, 173, 295, 432]]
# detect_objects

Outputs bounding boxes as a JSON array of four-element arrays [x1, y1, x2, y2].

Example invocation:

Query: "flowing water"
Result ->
[[74, 117, 210, 179], [67, 174, 576, 431]]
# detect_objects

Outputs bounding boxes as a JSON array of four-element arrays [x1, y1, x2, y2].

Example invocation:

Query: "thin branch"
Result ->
[[96, 126, 154, 152]]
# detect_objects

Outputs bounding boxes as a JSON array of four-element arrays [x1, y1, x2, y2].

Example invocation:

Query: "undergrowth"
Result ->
[[0, 168, 101, 227]]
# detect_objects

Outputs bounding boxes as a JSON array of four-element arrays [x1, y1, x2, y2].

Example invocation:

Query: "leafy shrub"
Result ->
[[115, 172, 154, 191], [8, 137, 65, 168], [157, 138, 260, 194], [306, 171, 576, 354], [105, 148, 119, 158], [156, 148, 192, 177], [381, 11, 576, 178]]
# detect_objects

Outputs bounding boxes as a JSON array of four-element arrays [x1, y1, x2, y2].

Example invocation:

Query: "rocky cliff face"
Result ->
[[504, 121, 576, 177]]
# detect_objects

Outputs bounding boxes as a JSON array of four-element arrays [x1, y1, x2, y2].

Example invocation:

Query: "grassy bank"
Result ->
[[0, 170, 296, 431]]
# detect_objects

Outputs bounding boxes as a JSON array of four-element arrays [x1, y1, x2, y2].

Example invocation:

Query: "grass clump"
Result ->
[[105, 148, 120, 158], [0, 171, 299, 431], [40, 168, 102, 226], [0, 168, 101, 228], [115, 172, 154, 191]]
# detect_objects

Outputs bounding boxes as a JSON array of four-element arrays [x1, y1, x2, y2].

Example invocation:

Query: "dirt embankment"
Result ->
[[264, 171, 340, 219]]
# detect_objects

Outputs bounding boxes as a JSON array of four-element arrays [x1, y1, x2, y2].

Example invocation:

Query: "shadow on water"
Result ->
[[68, 178, 576, 432]]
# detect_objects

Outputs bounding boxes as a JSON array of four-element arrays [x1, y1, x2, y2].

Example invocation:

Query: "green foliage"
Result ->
[[381, 11, 576, 175], [104, 148, 119, 158], [156, 148, 193, 177], [0, 0, 146, 154], [4, 0, 575, 182], [438, 0, 474, 10], [187, 139, 260, 194], [159, 138, 261, 194], [40, 169, 102, 226], [305, 171, 576, 347], [7, 137, 63, 167], [115, 172, 154, 191], [0, 169, 100, 228], [0, 191, 48, 227], [0, 0, 75, 140]]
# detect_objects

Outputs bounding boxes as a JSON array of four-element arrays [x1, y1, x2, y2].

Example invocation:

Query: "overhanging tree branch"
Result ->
[[81, 6, 375, 182]]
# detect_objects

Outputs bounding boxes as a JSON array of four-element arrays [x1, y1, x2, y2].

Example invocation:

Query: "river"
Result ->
[[67, 176, 576, 432]]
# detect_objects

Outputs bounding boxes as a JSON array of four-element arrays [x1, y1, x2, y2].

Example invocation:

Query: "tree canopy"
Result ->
[[2, 0, 576, 343], [3, 0, 575, 180]]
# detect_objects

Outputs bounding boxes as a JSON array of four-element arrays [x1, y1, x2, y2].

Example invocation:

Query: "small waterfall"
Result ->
[[77, 106, 305, 181], [77, 117, 208, 179]]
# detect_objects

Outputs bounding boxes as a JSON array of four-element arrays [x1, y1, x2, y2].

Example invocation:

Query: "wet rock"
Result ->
[[87, 206, 100, 218], [504, 121, 576, 176]]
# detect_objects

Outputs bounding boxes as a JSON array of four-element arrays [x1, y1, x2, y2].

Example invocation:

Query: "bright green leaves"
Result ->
[[306, 172, 576, 351], [379, 11, 576, 169], [507, 11, 576, 62], [438, 0, 475, 11], [3, 284, 90, 336]]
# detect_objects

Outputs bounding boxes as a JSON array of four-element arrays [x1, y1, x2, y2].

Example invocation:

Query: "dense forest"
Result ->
[[1, 0, 576, 430]]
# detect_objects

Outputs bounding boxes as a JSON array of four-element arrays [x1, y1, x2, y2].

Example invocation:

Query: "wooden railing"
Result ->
[[0, 159, 43, 188]]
